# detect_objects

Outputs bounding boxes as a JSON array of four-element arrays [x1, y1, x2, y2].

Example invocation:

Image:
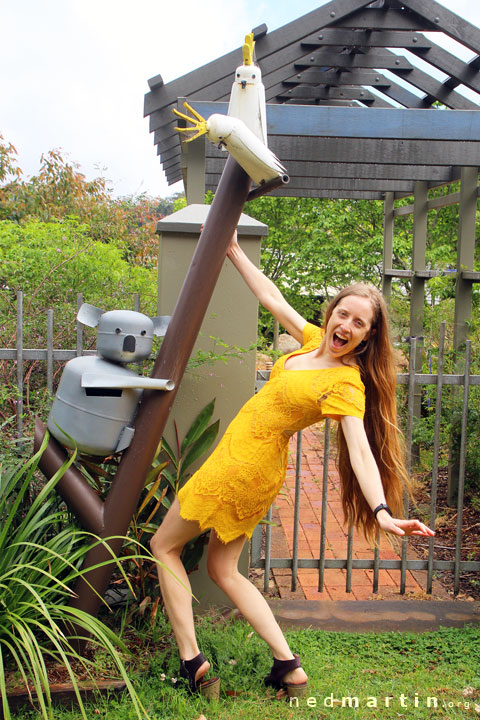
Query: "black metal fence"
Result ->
[[251, 326, 480, 596], [2, 293, 479, 597], [0, 290, 141, 440]]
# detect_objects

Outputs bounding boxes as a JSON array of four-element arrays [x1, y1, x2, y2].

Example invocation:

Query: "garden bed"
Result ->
[[410, 467, 480, 601]]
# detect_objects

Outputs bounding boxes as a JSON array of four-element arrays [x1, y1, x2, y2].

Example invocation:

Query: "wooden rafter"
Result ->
[[143, 0, 480, 197]]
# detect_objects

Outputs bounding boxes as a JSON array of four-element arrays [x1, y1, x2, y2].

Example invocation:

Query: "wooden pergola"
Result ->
[[144, 0, 480, 352]]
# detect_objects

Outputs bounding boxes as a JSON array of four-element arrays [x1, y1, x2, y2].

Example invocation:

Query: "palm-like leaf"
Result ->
[[0, 437, 150, 720], [181, 420, 220, 475], [180, 399, 215, 454]]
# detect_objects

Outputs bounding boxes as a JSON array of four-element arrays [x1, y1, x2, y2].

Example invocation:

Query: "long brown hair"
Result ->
[[323, 283, 410, 544]]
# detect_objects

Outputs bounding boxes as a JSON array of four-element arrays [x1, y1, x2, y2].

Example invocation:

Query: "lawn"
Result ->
[[10, 611, 480, 720]]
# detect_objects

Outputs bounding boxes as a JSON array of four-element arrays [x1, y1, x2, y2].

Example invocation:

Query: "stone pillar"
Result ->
[[156, 203, 268, 608]]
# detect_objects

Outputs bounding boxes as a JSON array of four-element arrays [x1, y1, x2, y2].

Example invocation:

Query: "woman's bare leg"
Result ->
[[207, 531, 307, 686], [150, 498, 210, 682]]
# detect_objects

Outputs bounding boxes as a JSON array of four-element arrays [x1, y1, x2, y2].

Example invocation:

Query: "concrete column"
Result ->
[[182, 136, 206, 205], [177, 97, 206, 205], [157, 203, 268, 608]]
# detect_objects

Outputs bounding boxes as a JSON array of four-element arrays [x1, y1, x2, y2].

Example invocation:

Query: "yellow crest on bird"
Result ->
[[242, 33, 254, 66]]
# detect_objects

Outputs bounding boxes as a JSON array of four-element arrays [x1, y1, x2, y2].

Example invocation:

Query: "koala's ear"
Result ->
[[77, 303, 104, 328], [151, 316, 171, 337]]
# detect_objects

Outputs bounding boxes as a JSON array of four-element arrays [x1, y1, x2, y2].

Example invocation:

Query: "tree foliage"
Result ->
[[245, 195, 384, 337], [2, 133, 480, 485], [0, 134, 183, 269], [244, 189, 479, 345], [0, 134, 184, 430]]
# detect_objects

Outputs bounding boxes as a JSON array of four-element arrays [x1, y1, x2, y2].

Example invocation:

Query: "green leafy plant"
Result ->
[[0, 435, 150, 720], [161, 399, 220, 574], [161, 399, 220, 497], [83, 400, 220, 622]]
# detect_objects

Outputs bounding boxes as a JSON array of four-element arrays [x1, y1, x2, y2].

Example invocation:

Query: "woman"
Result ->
[[150, 231, 434, 698]]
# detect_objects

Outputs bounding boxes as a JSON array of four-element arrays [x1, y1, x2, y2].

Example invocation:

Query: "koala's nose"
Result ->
[[123, 335, 136, 352]]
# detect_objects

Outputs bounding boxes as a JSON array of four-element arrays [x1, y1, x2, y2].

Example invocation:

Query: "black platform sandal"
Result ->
[[264, 653, 308, 699], [179, 652, 220, 699]]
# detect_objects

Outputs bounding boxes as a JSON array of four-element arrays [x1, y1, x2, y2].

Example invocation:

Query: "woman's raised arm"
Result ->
[[227, 231, 307, 343]]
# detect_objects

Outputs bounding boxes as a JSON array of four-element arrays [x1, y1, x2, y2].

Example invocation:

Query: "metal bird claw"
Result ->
[[173, 102, 208, 142]]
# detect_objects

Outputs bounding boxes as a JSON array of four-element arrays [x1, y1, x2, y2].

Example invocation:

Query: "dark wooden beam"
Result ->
[[363, 76, 432, 109], [401, 0, 480, 55], [158, 146, 178, 163], [200, 134, 480, 167], [294, 51, 414, 71], [165, 169, 183, 185], [276, 68, 432, 108], [148, 74, 163, 91], [260, 187, 385, 200], [282, 68, 391, 85], [244, 0, 373, 62], [409, 42, 480, 97], [331, 8, 437, 31], [267, 136, 480, 166], [331, 8, 438, 31], [275, 85, 393, 105], [287, 45, 479, 109], [384, 51, 480, 109], [204, 157, 458, 182], [283, 98, 362, 106], [300, 28, 432, 49], [154, 133, 179, 152], [299, 28, 480, 99], [144, 0, 373, 118], [205, 173, 414, 192]]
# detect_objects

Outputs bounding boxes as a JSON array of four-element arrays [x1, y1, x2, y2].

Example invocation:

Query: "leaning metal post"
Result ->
[[34, 156, 252, 634]]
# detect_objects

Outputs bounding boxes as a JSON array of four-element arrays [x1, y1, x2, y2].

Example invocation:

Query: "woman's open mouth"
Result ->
[[332, 332, 348, 349]]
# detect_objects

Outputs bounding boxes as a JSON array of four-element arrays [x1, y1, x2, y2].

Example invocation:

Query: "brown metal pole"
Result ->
[[246, 173, 289, 202], [33, 417, 105, 535], [69, 156, 252, 623]]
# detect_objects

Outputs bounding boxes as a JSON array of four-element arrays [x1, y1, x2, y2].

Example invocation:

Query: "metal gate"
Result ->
[[251, 326, 480, 596]]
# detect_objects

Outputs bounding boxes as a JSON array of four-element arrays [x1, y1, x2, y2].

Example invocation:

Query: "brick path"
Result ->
[[268, 425, 448, 601]]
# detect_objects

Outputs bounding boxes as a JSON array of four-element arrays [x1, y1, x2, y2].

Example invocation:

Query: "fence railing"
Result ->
[[2, 293, 479, 597], [0, 291, 141, 439], [252, 327, 480, 596]]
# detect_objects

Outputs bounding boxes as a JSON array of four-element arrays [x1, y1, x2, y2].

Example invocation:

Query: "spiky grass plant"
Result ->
[[0, 435, 150, 720]]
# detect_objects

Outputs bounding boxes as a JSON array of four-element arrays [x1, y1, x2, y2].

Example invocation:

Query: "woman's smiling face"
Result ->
[[324, 295, 375, 358]]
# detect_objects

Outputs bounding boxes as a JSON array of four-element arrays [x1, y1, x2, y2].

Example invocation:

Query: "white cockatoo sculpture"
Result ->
[[173, 33, 287, 187], [227, 33, 267, 145]]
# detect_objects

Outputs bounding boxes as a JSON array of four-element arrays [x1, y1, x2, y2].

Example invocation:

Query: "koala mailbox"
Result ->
[[48, 303, 173, 457]]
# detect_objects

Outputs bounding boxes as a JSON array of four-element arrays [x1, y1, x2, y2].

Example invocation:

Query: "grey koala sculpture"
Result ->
[[47, 303, 173, 457]]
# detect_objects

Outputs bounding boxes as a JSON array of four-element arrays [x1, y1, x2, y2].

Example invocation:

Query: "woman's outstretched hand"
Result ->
[[226, 229, 238, 259], [376, 511, 435, 537]]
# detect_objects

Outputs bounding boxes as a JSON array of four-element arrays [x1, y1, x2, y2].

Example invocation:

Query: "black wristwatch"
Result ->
[[373, 503, 393, 519]]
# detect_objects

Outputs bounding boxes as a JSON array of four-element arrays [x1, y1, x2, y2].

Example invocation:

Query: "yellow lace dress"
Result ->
[[178, 322, 365, 543]]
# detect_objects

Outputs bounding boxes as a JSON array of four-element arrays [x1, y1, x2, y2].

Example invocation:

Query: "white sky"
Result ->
[[1, 0, 479, 200]]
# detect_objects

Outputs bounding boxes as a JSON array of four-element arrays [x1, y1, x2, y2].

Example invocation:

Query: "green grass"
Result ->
[[10, 611, 480, 719]]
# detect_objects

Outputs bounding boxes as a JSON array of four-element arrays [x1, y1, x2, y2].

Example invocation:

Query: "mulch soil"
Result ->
[[409, 467, 480, 601]]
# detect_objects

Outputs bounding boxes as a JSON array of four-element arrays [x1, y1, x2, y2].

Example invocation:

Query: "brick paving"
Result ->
[[268, 424, 449, 601]]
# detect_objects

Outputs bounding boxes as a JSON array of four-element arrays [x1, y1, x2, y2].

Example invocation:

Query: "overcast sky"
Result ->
[[1, 0, 479, 200]]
